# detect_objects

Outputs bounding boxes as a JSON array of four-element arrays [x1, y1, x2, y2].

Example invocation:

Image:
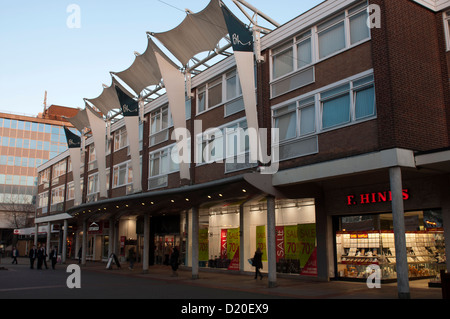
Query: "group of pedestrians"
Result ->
[[28, 244, 59, 270]]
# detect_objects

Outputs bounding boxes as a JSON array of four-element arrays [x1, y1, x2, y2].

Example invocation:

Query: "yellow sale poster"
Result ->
[[199, 228, 209, 262], [256, 225, 267, 261], [297, 224, 316, 268], [227, 228, 240, 270], [284, 225, 299, 260]]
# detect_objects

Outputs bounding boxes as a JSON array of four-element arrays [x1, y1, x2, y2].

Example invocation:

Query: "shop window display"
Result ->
[[335, 210, 446, 282], [197, 199, 317, 276]]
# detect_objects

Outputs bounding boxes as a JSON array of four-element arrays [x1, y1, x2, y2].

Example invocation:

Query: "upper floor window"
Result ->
[[52, 160, 67, 179], [273, 97, 316, 143], [197, 77, 223, 113], [321, 74, 375, 130], [272, 30, 312, 80], [114, 127, 128, 151], [318, 2, 370, 60]]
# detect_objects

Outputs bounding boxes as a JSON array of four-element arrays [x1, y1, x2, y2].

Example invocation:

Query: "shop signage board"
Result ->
[[346, 189, 410, 206]]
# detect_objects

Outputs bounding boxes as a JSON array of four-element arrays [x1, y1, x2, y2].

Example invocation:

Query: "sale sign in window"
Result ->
[[256, 225, 268, 261]]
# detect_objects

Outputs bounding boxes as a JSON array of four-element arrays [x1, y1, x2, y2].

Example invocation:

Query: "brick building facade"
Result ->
[[34, 0, 449, 298]]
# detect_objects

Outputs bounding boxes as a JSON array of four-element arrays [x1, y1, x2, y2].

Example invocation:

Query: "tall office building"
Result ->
[[0, 105, 77, 251]]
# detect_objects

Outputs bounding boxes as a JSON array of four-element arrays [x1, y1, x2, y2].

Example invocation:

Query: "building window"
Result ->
[[149, 146, 179, 178], [38, 192, 48, 210], [113, 127, 128, 151], [113, 163, 128, 188], [51, 186, 65, 205], [321, 74, 375, 130], [197, 76, 223, 114], [273, 97, 316, 143], [318, 13, 346, 59], [87, 174, 99, 195], [150, 105, 169, 146], [66, 182, 74, 200]]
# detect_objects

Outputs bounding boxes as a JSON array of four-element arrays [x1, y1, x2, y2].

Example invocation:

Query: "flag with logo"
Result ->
[[221, 4, 260, 163]]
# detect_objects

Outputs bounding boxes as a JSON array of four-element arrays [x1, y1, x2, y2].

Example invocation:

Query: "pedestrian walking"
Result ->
[[11, 246, 19, 264], [253, 248, 263, 280], [170, 247, 180, 277], [29, 245, 38, 269], [128, 247, 136, 270], [77, 247, 82, 264], [49, 246, 58, 270], [37, 244, 48, 270]]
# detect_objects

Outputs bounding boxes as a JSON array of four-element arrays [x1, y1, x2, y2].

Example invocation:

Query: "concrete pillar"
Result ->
[[34, 223, 38, 246], [315, 197, 333, 280], [143, 214, 150, 273], [266, 195, 277, 288], [108, 217, 114, 257], [389, 167, 410, 299], [46, 222, 51, 261], [239, 204, 245, 272], [191, 207, 199, 279], [82, 220, 87, 265], [62, 219, 68, 263]]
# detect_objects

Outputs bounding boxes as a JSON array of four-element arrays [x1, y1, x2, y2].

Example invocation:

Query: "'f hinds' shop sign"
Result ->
[[347, 189, 410, 206]]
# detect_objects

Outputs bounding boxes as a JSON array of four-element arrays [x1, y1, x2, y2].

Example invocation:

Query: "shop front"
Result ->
[[186, 198, 318, 277], [326, 174, 447, 284], [335, 210, 446, 282]]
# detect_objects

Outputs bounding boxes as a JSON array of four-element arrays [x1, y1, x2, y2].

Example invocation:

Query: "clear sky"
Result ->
[[0, 0, 323, 116]]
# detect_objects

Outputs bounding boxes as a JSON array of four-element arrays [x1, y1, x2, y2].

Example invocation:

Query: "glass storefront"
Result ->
[[335, 210, 446, 282], [188, 199, 318, 276]]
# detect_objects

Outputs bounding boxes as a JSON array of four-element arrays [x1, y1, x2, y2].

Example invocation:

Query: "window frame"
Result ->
[[444, 11, 450, 51], [271, 70, 376, 146]]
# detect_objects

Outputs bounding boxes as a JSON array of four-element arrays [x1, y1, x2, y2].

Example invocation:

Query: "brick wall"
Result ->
[[370, 0, 450, 151]]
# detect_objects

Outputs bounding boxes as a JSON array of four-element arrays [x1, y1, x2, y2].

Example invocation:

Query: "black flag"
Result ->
[[221, 4, 254, 52], [115, 85, 139, 117], [63, 126, 81, 148]]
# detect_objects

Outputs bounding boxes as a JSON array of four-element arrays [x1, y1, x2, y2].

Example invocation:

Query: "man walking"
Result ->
[[29, 245, 38, 269], [49, 246, 58, 270], [37, 244, 48, 270]]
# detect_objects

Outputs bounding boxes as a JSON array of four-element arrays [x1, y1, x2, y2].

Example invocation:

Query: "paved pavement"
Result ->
[[0, 257, 444, 301]]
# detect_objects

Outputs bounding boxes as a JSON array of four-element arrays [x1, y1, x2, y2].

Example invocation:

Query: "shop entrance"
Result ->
[[334, 210, 446, 283]]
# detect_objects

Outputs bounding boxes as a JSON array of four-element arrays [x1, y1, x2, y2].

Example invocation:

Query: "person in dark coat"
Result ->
[[253, 248, 263, 280], [29, 245, 38, 269], [170, 247, 180, 277], [37, 244, 48, 270], [49, 246, 58, 270]]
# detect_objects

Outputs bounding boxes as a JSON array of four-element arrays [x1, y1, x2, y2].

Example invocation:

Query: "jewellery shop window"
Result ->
[[335, 210, 446, 282]]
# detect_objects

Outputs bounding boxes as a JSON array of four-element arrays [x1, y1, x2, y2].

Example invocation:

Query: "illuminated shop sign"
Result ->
[[347, 189, 409, 206]]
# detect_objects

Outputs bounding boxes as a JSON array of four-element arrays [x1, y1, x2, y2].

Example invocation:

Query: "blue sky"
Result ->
[[0, 0, 323, 116]]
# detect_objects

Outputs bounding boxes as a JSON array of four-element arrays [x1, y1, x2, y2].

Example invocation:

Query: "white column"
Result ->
[[389, 167, 410, 299], [191, 207, 199, 279], [108, 217, 114, 257], [266, 196, 277, 288], [143, 214, 150, 273], [82, 220, 87, 265], [34, 223, 38, 246], [46, 222, 51, 261], [62, 219, 68, 263]]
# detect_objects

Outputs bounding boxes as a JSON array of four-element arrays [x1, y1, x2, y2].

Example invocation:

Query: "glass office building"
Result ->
[[0, 105, 78, 250]]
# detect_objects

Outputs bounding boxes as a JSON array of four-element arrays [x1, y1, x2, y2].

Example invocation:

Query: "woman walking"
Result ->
[[253, 248, 263, 280]]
